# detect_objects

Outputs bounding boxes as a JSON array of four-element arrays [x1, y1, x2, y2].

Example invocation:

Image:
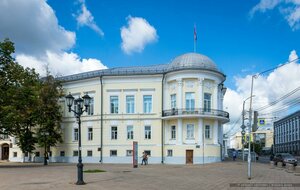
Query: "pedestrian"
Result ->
[[233, 150, 237, 161], [141, 152, 146, 165], [145, 152, 148, 165]]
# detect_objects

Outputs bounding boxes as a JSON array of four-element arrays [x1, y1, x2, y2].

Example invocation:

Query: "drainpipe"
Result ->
[[161, 73, 165, 164], [99, 76, 103, 163], [218, 141, 223, 161]]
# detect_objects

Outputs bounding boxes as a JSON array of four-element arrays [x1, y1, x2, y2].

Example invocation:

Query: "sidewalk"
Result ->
[[0, 161, 299, 190]]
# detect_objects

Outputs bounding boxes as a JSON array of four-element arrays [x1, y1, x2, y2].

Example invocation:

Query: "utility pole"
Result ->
[[242, 95, 254, 161]]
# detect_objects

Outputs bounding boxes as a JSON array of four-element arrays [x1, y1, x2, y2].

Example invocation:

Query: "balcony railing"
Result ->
[[162, 108, 229, 119]]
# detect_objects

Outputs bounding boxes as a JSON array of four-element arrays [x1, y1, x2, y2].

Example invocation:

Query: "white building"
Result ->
[[1, 52, 229, 164]]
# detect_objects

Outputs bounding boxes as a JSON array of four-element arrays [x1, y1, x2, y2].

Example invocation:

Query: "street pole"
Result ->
[[77, 116, 84, 185], [247, 75, 255, 180]]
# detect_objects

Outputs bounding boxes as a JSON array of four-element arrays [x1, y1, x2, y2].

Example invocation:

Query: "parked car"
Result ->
[[273, 153, 298, 166]]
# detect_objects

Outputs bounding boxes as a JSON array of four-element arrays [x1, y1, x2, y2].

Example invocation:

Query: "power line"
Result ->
[[255, 86, 300, 111]]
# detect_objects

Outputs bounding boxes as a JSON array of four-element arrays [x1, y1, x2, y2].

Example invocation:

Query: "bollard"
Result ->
[[270, 161, 275, 169], [285, 163, 295, 173], [277, 162, 283, 169], [294, 166, 300, 176]]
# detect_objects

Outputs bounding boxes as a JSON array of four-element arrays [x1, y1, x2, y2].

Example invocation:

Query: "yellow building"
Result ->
[[2, 52, 229, 164]]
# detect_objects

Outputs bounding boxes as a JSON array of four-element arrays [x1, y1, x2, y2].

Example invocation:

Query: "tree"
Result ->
[[36, 72, 63, 165], [244, 142, 263, 154], [0, 39, 41, 158]]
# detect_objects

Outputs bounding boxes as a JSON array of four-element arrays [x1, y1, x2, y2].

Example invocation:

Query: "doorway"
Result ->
[[186, 150, 193, 164], [1, 143, 9, 160]]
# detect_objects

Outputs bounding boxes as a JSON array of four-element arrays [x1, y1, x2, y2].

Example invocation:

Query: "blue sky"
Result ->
[[47, 0, 300, 88], [1, 0, 300, 130]]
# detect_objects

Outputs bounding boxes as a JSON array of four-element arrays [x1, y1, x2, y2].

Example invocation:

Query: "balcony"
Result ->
[[162, 108, 229, 121]]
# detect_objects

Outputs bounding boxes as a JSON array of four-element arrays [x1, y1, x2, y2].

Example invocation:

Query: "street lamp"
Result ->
[[241, 95, 255, 161], [65, 92, 91, 185], [41, 131, 49, 165]]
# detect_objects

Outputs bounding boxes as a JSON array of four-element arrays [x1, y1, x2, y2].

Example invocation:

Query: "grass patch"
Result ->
[[83, 169, 106, 173]]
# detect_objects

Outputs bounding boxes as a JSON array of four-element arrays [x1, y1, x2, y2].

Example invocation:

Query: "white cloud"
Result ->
[[0, 0, 75, 55], [76, 0, 104, 36], [121, 16, 158, 54], [250, 0, 300, 30], [16, 52, 107, 77], [0, 0, 107, 76], [224, 50, 300, 135]]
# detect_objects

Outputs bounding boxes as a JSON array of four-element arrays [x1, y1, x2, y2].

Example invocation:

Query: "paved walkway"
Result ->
[[0, 161, 299, 190]]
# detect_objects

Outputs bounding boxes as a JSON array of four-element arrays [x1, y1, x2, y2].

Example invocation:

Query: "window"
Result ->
[[25, 152, 29, 157], [35, 152, 40, 157], [126, 95, 135, 113], [145, 126, 151, 139], [88, 127, 93, 141], [205, 125, 211, 139], [74, 128, 79, 141], [167, 150, 173, 157], [49, 151, 52, 157], [13, 152, 17, 157], [143, 95, 152, 113], [87, 97, 94, 115], [126, 150, 133, 156], [127, 126, 134, 140], [111, 126, 118, 140], [110, 150, 117, 157], [185, 92, 195, 111], [73, 150, 78, 156], [144, 150, 151, 156], [60, 151, 65, 157], [171, 126, 176, 139], [87, 150, 93, 157], [204, 93, 212, 112], [171, 94, 176, 109], [110, 96, 119, 113], [186, 124, 194, 139]]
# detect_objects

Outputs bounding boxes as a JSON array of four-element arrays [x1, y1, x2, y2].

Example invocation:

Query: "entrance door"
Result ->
[[1, 144, 9, 160], [186, 150, 193, 164]]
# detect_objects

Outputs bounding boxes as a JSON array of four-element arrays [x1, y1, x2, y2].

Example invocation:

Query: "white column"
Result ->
[[198, 118, 203, 145], [178, 119, 183, 144], [198, 78, 204, 108], [213, 83, 218, 110], [177, 79, 183, 110], [214, 120, 218, 144]]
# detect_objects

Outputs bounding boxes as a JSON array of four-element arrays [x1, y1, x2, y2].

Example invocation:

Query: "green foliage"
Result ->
[[0, 38, 41, 154], [36, 73, 63, 151], [244, 142, 263, 154]]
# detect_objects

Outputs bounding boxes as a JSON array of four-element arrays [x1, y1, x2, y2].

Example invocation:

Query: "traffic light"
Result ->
[[252, 111, 258, 132]]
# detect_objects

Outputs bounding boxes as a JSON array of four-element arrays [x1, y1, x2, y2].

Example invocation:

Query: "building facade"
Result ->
[[1, 52, 229, 164], [274, 110, 300, 155]]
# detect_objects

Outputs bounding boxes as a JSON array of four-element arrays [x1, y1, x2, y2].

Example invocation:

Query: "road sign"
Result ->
[[258, 118, 265, 126]]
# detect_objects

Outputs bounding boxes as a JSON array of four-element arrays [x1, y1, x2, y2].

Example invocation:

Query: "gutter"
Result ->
[[161, 73, 165, 164], [100, 76, 103, 163]]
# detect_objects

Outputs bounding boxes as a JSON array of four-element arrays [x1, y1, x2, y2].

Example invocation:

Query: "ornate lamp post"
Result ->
[[65, 93, 91, 185]]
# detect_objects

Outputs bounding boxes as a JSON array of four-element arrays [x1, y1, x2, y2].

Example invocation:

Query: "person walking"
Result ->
[[141, 152, 146, 165], [233, 150, 237, 161]]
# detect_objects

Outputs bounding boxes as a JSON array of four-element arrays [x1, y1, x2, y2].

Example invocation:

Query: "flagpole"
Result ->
[[194, 24, 197, 53]]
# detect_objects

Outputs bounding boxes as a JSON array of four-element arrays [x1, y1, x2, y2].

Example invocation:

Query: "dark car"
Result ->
[[273, 153, 298, 166]]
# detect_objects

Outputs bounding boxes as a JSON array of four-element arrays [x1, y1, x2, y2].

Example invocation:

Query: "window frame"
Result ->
[[185, 92, 195, 111], [127, 125, 134, 140], [204, 93, 212, 112], [110, 150, 117, 157], [186, 124, 194, 139], [171, 94, 176, 109], [205, 125, 211, 139], [126, 95, 135, 114], [171, 125, 176, 139], [111, 126, 118, 140], [110, 96, 119, 114], [143, 95, 152, 113], [144, 126, 152, 139]]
